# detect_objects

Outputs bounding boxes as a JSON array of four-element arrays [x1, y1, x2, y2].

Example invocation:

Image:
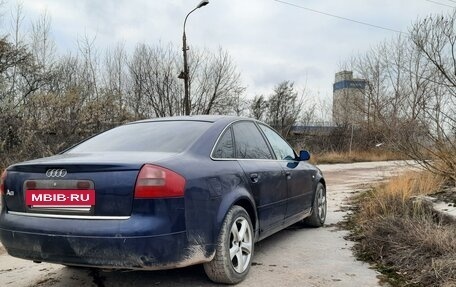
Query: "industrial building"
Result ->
[[332, 71, 366, 125]]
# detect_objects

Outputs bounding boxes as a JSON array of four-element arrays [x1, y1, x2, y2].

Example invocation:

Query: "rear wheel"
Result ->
[[303, 182, 326, 227], [204, 205, 254, 284]]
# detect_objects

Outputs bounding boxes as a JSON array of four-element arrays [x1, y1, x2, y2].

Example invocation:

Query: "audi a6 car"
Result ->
[[0, 116, 326, 284]]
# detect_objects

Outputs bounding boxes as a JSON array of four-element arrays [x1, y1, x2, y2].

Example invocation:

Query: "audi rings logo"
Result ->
[[46, 169, 67, 178]]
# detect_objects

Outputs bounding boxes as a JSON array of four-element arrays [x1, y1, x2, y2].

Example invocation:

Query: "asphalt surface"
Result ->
[[0, 161, 411, 287]]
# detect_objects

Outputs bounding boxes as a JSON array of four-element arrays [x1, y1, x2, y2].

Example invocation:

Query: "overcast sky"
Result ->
[[2, 0, 453, 103]]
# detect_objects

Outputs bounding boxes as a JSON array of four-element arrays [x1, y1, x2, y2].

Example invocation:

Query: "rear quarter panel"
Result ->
[[160, 155, 255, 246]]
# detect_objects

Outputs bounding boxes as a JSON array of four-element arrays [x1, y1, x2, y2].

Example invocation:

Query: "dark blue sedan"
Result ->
[[0, 116, 326, 284]]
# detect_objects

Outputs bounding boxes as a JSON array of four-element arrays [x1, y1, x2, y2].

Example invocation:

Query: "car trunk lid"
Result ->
[[3, 152, 177, 216]]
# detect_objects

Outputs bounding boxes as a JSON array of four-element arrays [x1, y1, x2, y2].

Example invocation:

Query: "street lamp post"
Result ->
[[180, 0, 209, 116]]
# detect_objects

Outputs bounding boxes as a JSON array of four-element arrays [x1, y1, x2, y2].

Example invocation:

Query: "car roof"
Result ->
[[131, 115, 252, 124]]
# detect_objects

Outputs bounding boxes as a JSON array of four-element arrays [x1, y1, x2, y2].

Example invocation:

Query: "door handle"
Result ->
[[250, 173, 259, 183], [285, 171, 291, 179]]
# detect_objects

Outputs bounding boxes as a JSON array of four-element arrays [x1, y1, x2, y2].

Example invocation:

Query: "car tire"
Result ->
[[303, 182, 326, 227], [203, 205, 254, 284]]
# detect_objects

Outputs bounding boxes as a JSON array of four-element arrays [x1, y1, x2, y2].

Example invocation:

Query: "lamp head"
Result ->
[[197, 0, 209, 8]]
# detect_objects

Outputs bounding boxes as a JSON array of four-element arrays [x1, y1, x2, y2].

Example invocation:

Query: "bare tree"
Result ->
[[267, 81, 303, 138], [128, 43, 182, 118], [300, 98, 317, 125], [0, 37, 43, 108], [127, 44, 244, 118], [128, 43, 151, 119], [7, 2, 24, 96], [78, 34, 99, 101], [249, 95, 268, 121], [0, 4, 248, 167], [343, 12, 456, 182], [402, 13, 456, 182], [102, 42, 130, 121], [30, 10, 55, 71], [191, 48, 245, 115]]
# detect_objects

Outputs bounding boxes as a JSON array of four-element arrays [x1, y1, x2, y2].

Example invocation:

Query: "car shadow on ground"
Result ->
[[49, 224, 312, 287]]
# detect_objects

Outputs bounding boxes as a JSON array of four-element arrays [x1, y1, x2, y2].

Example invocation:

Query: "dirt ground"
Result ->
[[0, 161, 412, 287]]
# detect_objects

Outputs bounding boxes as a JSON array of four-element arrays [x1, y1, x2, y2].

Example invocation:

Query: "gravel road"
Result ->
[[0, 161, 411, 287]]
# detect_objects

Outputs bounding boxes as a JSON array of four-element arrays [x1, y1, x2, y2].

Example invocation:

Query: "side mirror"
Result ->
[[299, 150, 311, 161]]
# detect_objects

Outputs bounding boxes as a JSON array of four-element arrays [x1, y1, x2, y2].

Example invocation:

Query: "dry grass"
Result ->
[[359, 171, 444, 219], [311, 149, 406, 165], [349, 171, 456, 287], [360, 217, 456, 286]]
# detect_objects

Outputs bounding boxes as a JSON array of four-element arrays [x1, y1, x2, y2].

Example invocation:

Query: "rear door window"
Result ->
[[232, 122, 273, 159], [212, 127, 235, 158]]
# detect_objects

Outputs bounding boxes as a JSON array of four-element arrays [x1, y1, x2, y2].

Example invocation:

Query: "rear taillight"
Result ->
[[134, 164, 186, 199], [0, 170, 7, 195]]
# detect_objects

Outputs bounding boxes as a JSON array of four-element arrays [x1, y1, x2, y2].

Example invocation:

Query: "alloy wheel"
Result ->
[[229, 216, 253, 273], [317, 187, 327, 221]]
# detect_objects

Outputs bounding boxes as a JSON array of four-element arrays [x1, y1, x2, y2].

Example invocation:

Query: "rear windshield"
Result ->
[[67, 121, 212, 153]]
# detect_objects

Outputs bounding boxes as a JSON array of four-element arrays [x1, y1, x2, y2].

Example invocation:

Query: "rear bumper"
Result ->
[[0, 211, 214, 269], [0, 228, 212, 269]]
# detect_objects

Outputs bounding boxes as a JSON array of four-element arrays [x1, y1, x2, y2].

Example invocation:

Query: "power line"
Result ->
[[272, 0, 406, 34], [424, 0, 456, 8]]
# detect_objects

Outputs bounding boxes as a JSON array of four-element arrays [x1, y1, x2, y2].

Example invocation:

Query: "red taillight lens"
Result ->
[[0, 170, 7, 195], [134, 165, 186, 199]]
